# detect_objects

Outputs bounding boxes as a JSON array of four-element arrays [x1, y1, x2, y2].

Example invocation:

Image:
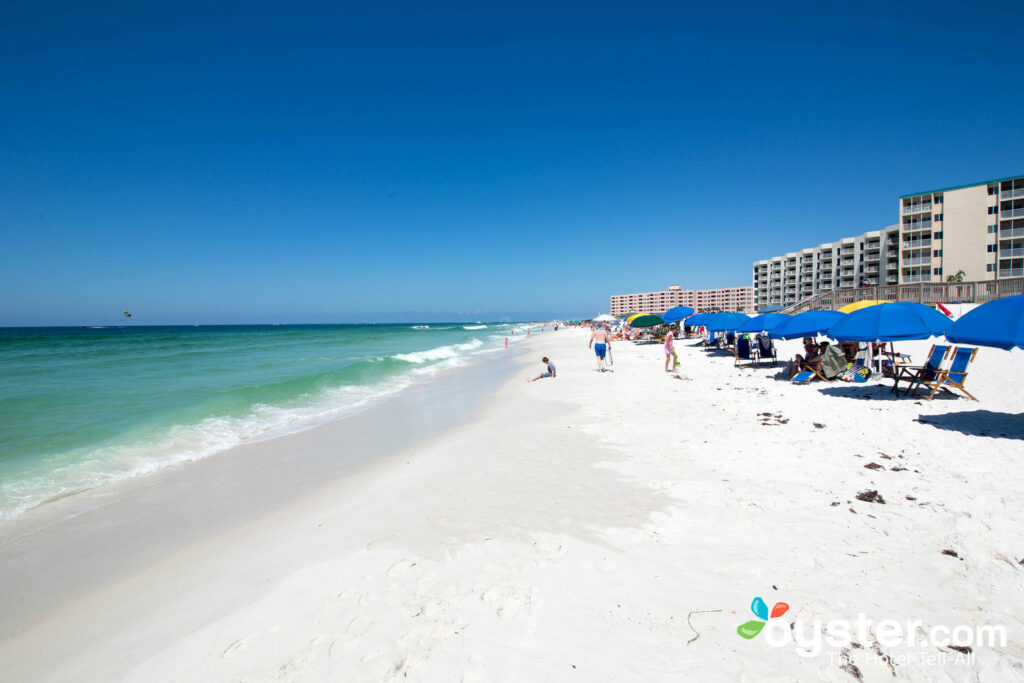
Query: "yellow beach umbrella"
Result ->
[[838, 299, 891, 314], [626, 313, 651, 323]]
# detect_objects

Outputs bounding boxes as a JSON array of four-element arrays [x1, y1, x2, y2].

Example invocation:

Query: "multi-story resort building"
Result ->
[[753, 174, 1024, 311], [610, 285, 753, 318]]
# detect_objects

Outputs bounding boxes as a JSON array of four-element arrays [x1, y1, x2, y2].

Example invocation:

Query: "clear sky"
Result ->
[[2, 1, 1022, 325]]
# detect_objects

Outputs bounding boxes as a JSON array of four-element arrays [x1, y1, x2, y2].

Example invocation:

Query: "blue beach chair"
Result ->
[[890, 344, 949, 395], [733, 337, 755, 368], [910, 346, 979, 401]]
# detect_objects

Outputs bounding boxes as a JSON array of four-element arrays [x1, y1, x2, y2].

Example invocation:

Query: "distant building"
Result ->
[[610, 285, 754, 317], [752, 174, 1024, 310]]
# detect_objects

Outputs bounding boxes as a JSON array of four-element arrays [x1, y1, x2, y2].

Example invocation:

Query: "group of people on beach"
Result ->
[[529, 321, 682, 381]]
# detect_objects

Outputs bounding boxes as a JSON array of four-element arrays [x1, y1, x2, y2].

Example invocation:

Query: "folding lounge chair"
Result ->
[[910, 346, 979, 401], [794, 344, 845, 383], [754, 334, 777, 367], [890, 344, 949, 395], [733, 337, 755, 368]]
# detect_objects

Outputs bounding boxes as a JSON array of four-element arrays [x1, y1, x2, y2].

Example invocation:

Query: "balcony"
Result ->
[[1002, 208, 1024, 219], [865, 266, 880, 274], [903, 274, 932, 283], [902, 203, 932, 215], [1001, 188, 1024, 200], [903, 256, 932, 266], [903, 239, 932, 249], [1000, 247, 1024, 258], [1000, 268, 1024, 277], [903, 220, 933, 231]]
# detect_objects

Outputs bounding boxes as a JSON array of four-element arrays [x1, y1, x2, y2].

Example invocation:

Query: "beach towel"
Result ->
[[837, 363, 871, 383], [792, 371, 814, 385]]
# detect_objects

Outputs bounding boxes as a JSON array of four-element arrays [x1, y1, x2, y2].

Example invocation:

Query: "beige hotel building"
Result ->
[[753, 174, 1024, 311], [610, 285, 754, 318]]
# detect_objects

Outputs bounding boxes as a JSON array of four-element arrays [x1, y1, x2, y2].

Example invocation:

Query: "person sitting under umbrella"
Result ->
[[790, 338, 825, 380]]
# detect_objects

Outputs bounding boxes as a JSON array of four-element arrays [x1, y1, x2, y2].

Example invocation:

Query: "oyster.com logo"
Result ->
[[737, 596, 789, 639]]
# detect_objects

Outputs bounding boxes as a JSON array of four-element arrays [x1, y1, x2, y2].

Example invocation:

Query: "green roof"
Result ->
[[900, 174, 1024, 199]]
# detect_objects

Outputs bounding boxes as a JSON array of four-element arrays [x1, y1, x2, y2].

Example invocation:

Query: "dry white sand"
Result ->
[[3, 328, 1024, 681]]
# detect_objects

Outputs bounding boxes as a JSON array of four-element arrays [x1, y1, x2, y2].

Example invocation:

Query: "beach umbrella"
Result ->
[[629, 314, 664, 328], [662, 306, 695, 323], [737, 313, 791, 334], [685, 312, 712, 327], [626, 313, 649, 323], [705, 312, 752, 332], [593, 313, 618, 322], [945, 295, 1024, 350], [828, 302, 950, 342], [770, 310, 846, 340], [757, 304, 784, 314], [838, 299, 891, 314]]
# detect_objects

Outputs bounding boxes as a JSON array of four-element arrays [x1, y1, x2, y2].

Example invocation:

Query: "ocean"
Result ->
[[0, 322, 536, 519]]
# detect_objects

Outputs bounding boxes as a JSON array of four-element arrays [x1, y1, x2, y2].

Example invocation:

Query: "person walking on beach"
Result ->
[[589, 324, 611, 372], [527, 357, 556, 382], [664, 324, 678, 372]]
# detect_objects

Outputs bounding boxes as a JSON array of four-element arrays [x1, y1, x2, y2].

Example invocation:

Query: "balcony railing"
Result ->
[[902, 203, 932, 215], [1000, 247, 1024, 258], [903, 221, 933, 231], [1000, 227, 1024, 238], [903, 256, 932, 266], [1000, 268, 1024, 277], [903, 239, 932, 249], [1001, 188, 1024, 200], [1002, 208, 1024, 219], [902, 274, 932, 283]]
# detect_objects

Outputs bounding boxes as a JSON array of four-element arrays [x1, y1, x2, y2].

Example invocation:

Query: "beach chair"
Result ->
[[754, 334, 777, 367], [794, 344, 845, 383], [909, 346, 979, 401], [890, 344, 949, 395], [733, 337, 755, 368]]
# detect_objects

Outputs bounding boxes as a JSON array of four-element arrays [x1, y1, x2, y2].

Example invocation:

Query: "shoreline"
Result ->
[[0, 339, 534, 678], [2, 329, 1023, 681]]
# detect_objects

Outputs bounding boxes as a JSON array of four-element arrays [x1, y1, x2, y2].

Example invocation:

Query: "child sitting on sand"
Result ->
[[528, 357, 556, 382]]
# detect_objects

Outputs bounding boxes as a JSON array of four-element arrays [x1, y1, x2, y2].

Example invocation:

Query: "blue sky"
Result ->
[[2, 1, 1022, 325]]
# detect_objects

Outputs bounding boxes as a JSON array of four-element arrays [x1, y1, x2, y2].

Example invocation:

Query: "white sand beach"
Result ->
[[2, 328, 1023, 681]]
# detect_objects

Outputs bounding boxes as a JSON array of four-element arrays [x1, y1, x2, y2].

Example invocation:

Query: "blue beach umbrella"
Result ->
[[706, 312, 752, 332], [662, 306, 695, 323], [945, 295, 1024, 350], [828, 302, 951, 342], [770, 310, 846, 340], [738, 313, 791, 334], [685, 312, 713, 327], [757, 304, 784, 314]]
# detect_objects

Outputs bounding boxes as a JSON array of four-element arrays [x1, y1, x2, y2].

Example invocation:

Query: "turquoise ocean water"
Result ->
[[0, 323, 533, 518]]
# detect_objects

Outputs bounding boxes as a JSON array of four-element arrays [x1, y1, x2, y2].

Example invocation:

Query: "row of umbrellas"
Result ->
[[607, 295, 1024, 350]]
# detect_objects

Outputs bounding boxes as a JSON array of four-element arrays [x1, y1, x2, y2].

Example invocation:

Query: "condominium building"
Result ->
[[752, 226, 901, 311], [610, 285, 754, 317], [752, 173, 1024, 310]]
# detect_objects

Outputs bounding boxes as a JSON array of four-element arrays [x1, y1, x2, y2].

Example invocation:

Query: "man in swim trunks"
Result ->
[[589, 324, 611, 372]]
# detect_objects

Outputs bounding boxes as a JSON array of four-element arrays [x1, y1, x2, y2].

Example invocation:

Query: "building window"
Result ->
[[935, 195, 943, 203], [934, 231, 943, 239], [988, 185, 998, 195], [988, 224, 998, 233], [987, 263, 996, 272], [933, 268, 943, 276], [987, 244, 998, 252], [934, 213, 943, 221], [933, 249, 942, 257], [988, 206, 998, 214]]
